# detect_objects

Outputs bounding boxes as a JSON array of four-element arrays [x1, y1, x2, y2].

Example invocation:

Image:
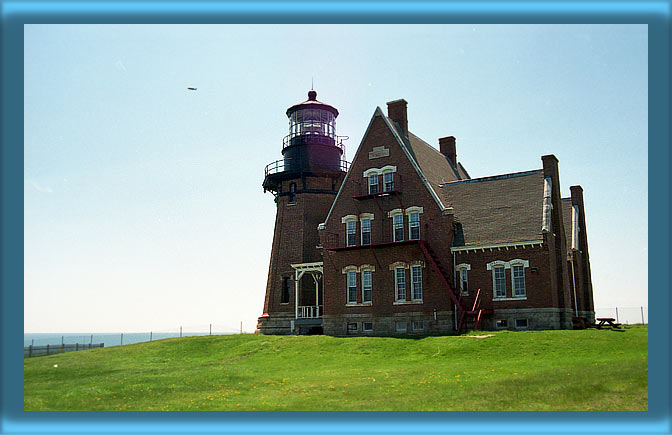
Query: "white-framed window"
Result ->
[[395, 267, 406, 301], [383, 171, 394, 191], [512, 264, 526, 297], [393, 214, 404, 242], [409, 212, 420, 240], [455, 264, 469, 296], [361, 218, 371, 245], [346, 220, 357, 247], [494, 266, 506, 298], [395, 321, 407, 333], [411, 265, 423, 301], [362, 269, 372, 303], [362, 322, 373, 332], [347, 270, 357, 304], [368, 174, 379, 194], [411, 320, 424, 332]]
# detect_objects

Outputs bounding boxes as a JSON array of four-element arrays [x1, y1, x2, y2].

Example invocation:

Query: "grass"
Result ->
[[24, 325, 648, 411]]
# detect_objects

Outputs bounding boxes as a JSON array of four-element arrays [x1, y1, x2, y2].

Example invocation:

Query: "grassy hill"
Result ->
[[24, 326, 648, 411]]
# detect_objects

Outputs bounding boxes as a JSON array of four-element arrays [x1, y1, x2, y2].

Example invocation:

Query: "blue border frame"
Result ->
[[2, 1, 670, 434]]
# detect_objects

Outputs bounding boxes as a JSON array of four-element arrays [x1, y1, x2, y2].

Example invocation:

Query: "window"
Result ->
[[494, 266, 506, 298], [368, 174, 378, 194], [515, 318, 528, 329], [362, 269, 372, 303], [347, 271, 357, 304], [362, 322, 373, 332], [383, 172, 394, 191], [395, 321, 407, 333], [411, 265, 423, 301], [346, 220, 357, 247], [411, 320, 424, 332], [347, 322, 358, 332], [512, 265, 526, 297], [289, 183, 297, 203], [459, 269, 469, 295], [281, 277, 290, 304], [409, 212, 420, 240], [496, 319, 508, 329], [361, 218, 371, 245], [395, 267, 406, 301], [393, 214, 404, 242]]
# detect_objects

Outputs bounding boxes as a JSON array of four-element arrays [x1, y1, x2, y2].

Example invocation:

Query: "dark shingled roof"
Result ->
[[561, 198, 573, 252], [440, 170, 546, 246], [384, 115, 468, 197]]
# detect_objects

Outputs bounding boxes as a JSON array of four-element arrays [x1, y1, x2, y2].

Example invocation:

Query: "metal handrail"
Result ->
[[297, 305, 323, 319]]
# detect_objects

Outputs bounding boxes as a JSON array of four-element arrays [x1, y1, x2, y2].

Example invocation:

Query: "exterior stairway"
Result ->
[[418, 240, 493, 333]]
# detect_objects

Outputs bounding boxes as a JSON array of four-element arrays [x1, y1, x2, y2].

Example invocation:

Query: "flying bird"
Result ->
[[187, 87, 197, 91]]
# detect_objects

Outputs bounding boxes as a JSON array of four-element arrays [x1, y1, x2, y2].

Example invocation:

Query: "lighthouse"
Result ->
[[257, 90, 349, 334]]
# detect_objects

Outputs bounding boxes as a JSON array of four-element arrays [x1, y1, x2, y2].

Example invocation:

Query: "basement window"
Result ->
[[395, 321, 407, 333], [347, 322, 358, 332], [515, 319, 528, 329], [362, 322, 373, 332], [496, 319, 508, 329], [411, 320, 424, 332]]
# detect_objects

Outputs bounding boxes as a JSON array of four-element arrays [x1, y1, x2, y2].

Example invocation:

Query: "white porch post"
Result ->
[[312, 273, 320, 317], [295, 270, 305, 320]]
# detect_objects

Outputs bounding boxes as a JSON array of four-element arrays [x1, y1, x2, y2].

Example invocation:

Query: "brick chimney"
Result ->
[[386, 99, 408, 138], [439, 136, 457, 166]]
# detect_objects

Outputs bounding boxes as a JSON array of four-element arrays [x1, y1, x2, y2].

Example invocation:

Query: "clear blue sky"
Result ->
[[24, 24, 647, 333]]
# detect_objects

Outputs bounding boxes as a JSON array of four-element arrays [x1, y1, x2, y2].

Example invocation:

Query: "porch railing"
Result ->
[[297, 305, 323, 319]]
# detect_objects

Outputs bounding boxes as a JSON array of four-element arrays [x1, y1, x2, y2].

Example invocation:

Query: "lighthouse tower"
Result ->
[[257, 90, 349, 334]]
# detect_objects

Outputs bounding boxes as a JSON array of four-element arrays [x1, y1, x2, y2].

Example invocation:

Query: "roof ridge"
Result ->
[[440, 168, 543, 186]]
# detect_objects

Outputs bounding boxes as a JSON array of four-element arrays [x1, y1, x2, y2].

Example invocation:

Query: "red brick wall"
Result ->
[[320, 111, 457, 319]]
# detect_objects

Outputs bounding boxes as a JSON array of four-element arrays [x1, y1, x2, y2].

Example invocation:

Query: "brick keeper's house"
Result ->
[[257, 91, 595, 336]]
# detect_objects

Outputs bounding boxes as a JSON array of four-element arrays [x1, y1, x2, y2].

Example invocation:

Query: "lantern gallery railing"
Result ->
[[264, 158, 351, 177], [282, 133, 349, 151]]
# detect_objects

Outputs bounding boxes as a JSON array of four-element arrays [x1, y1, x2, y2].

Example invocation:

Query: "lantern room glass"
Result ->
[[289, 109, 336, 140]]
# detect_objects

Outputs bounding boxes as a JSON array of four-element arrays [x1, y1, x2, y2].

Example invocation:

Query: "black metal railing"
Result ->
[[264, 158, 351, 177]]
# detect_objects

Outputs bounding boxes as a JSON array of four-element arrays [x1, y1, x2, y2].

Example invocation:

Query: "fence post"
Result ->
[[240, 321, 243, 334], [641, 306, 644, 324], [210, 324, 212, 335], [180, 326, 182, 338], [121, 333, 124, 346], [90, 334, 93, 345], [76, 343, 78, 351], [47, 344, 49, 356], [615, 307, 619, 323], [150, 331, 153, 342], [29, 345, 32, 358], [62, 336, 64, 345]]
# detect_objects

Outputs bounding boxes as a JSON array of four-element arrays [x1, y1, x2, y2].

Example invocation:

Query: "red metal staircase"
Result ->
[[418, 240, 492, 333]]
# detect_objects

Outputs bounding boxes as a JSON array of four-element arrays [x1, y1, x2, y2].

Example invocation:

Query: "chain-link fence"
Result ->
[[24, 323, 247, 351], [594, 307, 647, 325]]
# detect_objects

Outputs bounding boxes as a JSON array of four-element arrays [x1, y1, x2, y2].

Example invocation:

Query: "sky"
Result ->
[[24, 24, 648, 333]]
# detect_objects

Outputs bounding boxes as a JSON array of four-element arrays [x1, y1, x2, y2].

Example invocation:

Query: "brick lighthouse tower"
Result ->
[[257, 90, 349, 334]]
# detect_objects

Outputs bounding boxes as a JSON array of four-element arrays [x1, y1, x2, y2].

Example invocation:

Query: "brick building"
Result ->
[[257, 92, 595, 335]]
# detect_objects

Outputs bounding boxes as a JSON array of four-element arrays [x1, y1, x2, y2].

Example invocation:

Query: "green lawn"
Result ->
[[24, 326, 648, 411]]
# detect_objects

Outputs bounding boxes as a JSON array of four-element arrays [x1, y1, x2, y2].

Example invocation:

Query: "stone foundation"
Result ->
[[489, 308, 575, 331], [323, 311, 455, 336], [256, 313, 295, 335]]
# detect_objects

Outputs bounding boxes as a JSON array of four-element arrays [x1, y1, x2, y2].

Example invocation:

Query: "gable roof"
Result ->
[[441, 169, 546, 247]]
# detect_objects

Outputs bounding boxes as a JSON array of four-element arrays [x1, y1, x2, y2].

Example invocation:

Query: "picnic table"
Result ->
[[595, 317, 621, 329]]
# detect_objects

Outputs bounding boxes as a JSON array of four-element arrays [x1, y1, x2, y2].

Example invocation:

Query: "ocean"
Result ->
[[24, 331, 235, 348]]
